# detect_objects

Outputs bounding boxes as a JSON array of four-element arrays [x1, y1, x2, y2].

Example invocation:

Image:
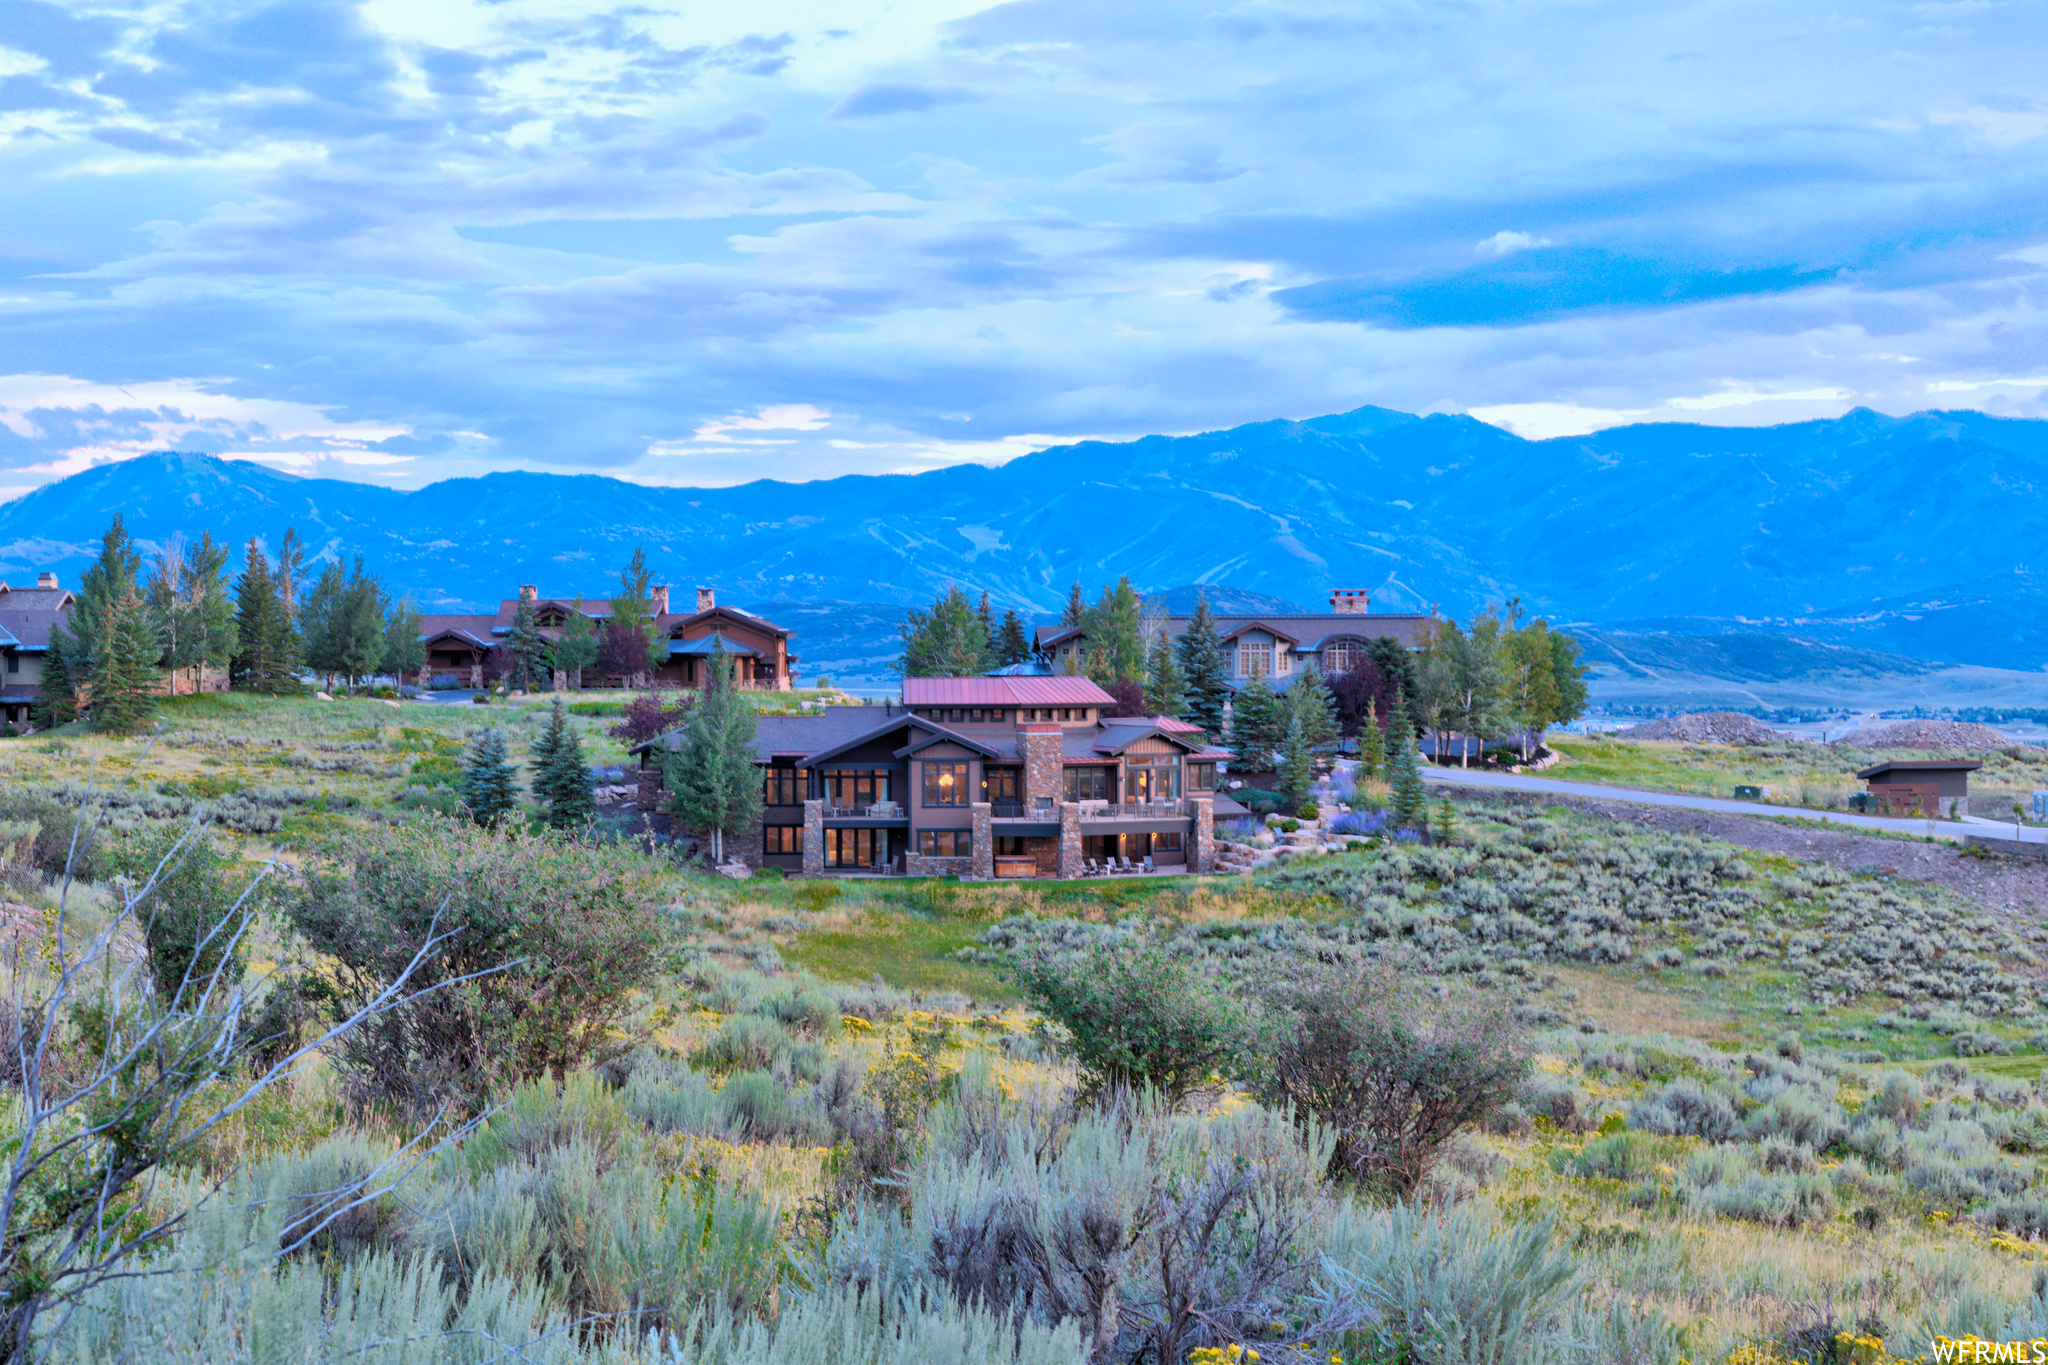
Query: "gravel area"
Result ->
[[1618, 712, 1789, 744], [1846, 718, 2009, 749], [1477, 790, 2048, 920]]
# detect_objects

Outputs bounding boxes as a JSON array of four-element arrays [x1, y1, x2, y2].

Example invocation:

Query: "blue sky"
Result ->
[[2, 0, 2047, 495]]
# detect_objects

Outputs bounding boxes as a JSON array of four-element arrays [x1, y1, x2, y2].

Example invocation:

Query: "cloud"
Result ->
[[826, 82, 979, 120], [1477, 230, 1551, 257]]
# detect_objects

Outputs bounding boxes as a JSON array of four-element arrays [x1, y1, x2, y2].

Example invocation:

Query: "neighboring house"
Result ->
[[418, 585, 798, 691], [0, 574, 72, 726], [630, 675, 1228, 879], [1036, 587, 1434, 691]]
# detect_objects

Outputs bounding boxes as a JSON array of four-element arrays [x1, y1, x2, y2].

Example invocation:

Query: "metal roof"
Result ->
[[1855, 760, 1984, 778], [902, 675, 1115, 706], [669, 637, 760, 657]]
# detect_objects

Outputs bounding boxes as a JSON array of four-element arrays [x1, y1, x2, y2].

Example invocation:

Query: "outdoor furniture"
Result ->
[[1082, 858, 1099, 876], [1143, 855, 1155, 873]]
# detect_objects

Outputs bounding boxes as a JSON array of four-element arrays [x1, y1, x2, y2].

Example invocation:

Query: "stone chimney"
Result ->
[[519, 584, 538, 603], [651, 585, 670, 616], [1329, 589, 1370, 616], [37, 572, 57, 589], [694, 586, 714, 614], [1019, 724, 1064, 808]]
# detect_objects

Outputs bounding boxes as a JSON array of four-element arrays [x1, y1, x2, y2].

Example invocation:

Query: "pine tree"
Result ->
[[505, 593, 546, 692], [1229, 674, 1282, 773], [529, 697, 595, 829], [89, 587, 161, 733], [1432, 796, 1458, 846], [1083, 641, 1114, 687], [976, 591, 995, 657], [1080, 576, 1145, 682], [186, 533, 235, 691], [460, 728, 519, 827], [1175, 591, 1229, 740], [1278, 713, 1314, 812], [663, 639, 761, 862], [609, 546, 666, 685], [996, 609, 1030, 667], [42, 515, 147, 725], [269, 528, 306, 691], [1061, 582, 1085, 628], [1143, 629, 1185, 717], [300, 559, 347, 690], [1357, 697, 1386, 780], [337, 558, 388, 690], [1283, 659, 1340, 757], [232, 539, 283, 692], [1388, 714, 1428, 832], [899, 586, 990, 677]]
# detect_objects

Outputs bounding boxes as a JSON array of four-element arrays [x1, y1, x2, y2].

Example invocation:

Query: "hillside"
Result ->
[[5, 405, 2048, 667]]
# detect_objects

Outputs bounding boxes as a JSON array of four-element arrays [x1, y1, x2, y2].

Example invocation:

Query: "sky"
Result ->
[[3, 0, 2048, 497]]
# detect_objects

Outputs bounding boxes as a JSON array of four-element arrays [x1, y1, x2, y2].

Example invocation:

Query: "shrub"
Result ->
[[1012, 942, 1250, 1107], [1629, 1080, 1740, 1142], [698, 1014, 794, 1074], [1251, 965, 1530, 1196], [107, 828, 260, 1001], [607, 691, 693, 745], [291, 823, 665, 1117]]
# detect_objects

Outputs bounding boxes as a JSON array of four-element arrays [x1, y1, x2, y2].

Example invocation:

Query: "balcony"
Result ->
[[822, 800, 908, 827]]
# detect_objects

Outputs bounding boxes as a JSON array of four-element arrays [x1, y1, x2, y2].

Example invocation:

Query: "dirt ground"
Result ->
[[1478, 790, 2048, 921]]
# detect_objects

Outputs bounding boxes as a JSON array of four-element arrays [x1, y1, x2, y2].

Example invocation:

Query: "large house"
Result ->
[[418, 585, 797, 691], [0, 574, 72, 726], [631, 675, 1229, 878], [1036, 587, 1434, 691]]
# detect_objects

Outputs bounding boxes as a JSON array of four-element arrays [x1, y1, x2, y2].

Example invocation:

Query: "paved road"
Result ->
[[1415, 766, 1985, 842]]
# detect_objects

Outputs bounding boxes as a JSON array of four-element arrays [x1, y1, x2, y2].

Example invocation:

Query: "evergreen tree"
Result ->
[[336, 559, 388, 689], [1432, 796, 1458, 846], [663, 639, 761, 862], [1277, 713, 1314, 812], [89, 587, 161, 733], [1229, 674, 1283, 772], [505, 593, 546, 692], [551, 597, 601, 688], [528, 697, 595, 829], [1387, 714, 1428, 831], [1062, 582, 1085, 628], [300, 560, 348, 690], [232, 539, 285, 693], [460, 728, 519, 827], [1081, 576, 1146, 682], [186, 533, 236, 691], [269, 528, 306, 689], [899, 586, 990, 677], [996, 609, 1030, 667], [1366, 635, 1423, 737], [1356, 698, 1386, 780], [609, 546, 668, 684], [42, 515, 147, 725], [1282, 659, 1340, 757], [1083, 641, 1114, 687], [1142, 629, 1185, 718], [975, 591, 995, 656], [1175, 591, 1229, 739], [382, 595, 426, 684]]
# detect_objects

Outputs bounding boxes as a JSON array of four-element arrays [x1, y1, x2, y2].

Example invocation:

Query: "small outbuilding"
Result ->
[[1854, 759, 1982, 818]]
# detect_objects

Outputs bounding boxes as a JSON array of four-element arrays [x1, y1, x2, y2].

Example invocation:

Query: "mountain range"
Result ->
[[1, 405, 2044, 674]]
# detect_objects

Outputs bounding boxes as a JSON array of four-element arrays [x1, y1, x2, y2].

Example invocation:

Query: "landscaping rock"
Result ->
[[1619, 712, 1787, 745], [1846, 719, 2008, 750]]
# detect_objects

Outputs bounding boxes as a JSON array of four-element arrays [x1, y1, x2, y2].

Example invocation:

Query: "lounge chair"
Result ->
[[1082, 857, 1099, 876], [1143, 855, 1156, 873], [1117, 856, 1135, 873]]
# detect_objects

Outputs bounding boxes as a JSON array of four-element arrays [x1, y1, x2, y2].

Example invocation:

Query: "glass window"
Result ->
[[762, 766, 800, 805], [923, 761, 970, 806], [968, 708, 983, 722], [995, 835, 1028, 856], [826, 771, 890, 806], [1323, 640, 1366, 674], [1188, 762, 1216, 790], [1238, 641, 1273, 677], [825, 828, 878, 867], [1062, 767, 1110, 802], [918, 829, 971, 856], [1153, 832, 1183, 852], [982, 767, 1019, 803], [763, 825, 803, 855], [990, 709, 1006, 722]]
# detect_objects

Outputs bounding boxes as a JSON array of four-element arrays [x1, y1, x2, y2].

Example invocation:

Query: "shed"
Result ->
[[1854, 759, 1981, 819]]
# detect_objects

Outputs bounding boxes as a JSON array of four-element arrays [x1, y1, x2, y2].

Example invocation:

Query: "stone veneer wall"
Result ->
[[970, 803, 994, 878], [1057, 802, 1082, 878], [1018, 724, 1064, 806], [1026, 835, 1060, 877], [1192, 795, 1215, 873], [637, 767, 664, 812], [802, 800, 825, 875], [904, 854, 974, 877]]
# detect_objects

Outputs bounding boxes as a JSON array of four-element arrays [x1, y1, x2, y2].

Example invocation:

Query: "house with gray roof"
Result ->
[[0, 574, 74, 726]]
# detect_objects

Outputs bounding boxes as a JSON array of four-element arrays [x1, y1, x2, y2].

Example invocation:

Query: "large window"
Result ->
[[825, 770, 890, 807], [1125, 758, 1180, 804], [762, 765, 800, 805], [1062, 767, 1110, 802], [825, 828, 881, 868], [918, 829, 971, 856], [763, 825, 803, 855], [1237, 641, 1273, 677], [1188, 762, 1216, 791], [1323, 639, 1367, 674], [923, 761, 970, 806]]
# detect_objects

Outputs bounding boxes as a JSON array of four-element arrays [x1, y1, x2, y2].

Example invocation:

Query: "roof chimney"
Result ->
[[694, 586, 714, 614], [37, 572, 57, 590], [1329, 589, 1370, 616], [650, 585, 669, 616], [519, 584, 538, 602]]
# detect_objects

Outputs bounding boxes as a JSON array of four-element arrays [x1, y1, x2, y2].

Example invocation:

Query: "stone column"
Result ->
[[469, 662, 484, 689], [1020, 724, 1063, 808], [416, 666, 432, 690], [1058, 801, 1082, 879], [552, 669, 568, 692], [1192, 795, 1215, 874], [970, 802, 994, 879], [802, 800, 825, 876]]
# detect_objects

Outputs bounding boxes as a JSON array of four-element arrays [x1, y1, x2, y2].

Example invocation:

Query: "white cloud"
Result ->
[[1475, 230, 1552, 258], [687, 404, 833, 443], [1929, 106, 2048, 147], [1470, 386, 1858, 438]]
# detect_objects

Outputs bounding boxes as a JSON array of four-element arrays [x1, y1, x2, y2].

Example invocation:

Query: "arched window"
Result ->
[[1323, 638, 1367, 674]]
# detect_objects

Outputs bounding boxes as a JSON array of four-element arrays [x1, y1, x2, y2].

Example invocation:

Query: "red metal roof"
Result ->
[[902, 675, 1115, 706]]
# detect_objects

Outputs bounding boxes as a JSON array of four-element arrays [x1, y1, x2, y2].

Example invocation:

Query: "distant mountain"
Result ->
[[1572, 630, 1936, 684], [3, 405, 2046, 668]]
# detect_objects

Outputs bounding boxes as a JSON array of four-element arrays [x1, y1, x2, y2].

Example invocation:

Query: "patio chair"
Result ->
[[1143, 855, 1156, 873], [1117, 856, 1135, 873], [1082, 857, 1098, 876]]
